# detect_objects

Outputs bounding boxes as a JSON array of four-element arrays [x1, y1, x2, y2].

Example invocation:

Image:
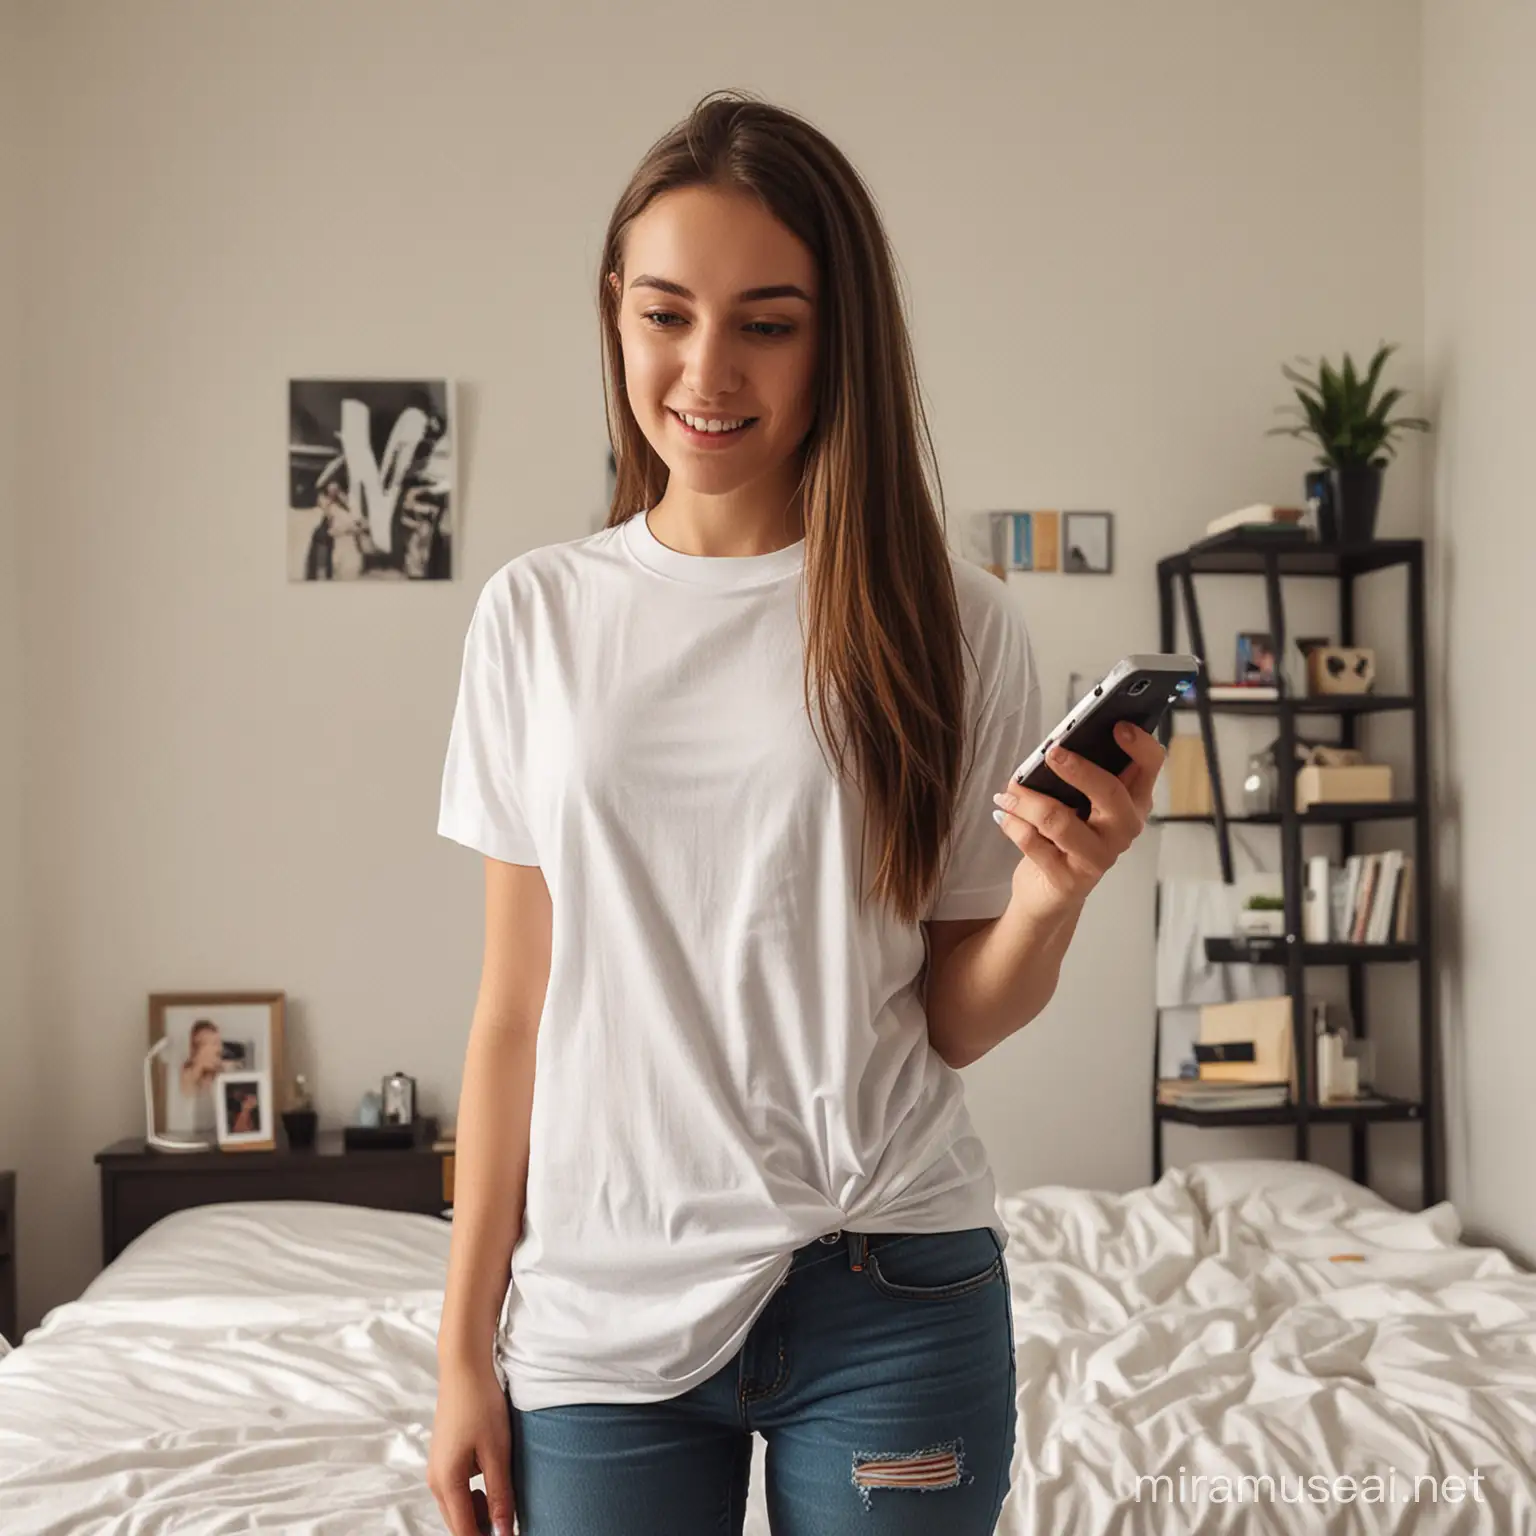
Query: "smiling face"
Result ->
[[608, 185, 819, 506]]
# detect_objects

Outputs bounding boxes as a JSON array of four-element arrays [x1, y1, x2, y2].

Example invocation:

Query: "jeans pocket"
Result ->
[[863, 1228, 1002, 1301]]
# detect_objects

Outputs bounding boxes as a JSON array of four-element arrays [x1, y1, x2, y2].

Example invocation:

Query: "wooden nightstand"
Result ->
[[95, 1120, 449, 1267], [0, 1171, 15, 1344]]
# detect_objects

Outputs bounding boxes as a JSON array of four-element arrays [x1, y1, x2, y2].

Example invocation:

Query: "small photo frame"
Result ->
[[1008, 512, 1033, 571], [1236, 632, 1278, 686], [149, 992, 285, 1143], [1032, 510, 1060, 572], [215, 1070, 275, 1152], [1063, 511, 1113, 574]]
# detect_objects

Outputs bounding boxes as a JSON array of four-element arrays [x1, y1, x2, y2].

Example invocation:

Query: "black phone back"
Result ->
[[1016, 664, 1196, 819]]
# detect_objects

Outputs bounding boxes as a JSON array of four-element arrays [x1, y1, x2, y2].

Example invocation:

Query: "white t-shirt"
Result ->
[[437, 509, 1041, 1411]]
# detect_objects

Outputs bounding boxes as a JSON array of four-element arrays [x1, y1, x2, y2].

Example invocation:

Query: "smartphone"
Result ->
[[1010, 653, 1202, 819]]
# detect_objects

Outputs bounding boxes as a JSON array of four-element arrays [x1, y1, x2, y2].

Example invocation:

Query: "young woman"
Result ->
[[429, 90, 1164, 1536]]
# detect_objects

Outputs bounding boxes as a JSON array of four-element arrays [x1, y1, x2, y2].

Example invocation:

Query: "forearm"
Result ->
[[925, 897, 1085, 1070], [436, 1011, 538, 1372]]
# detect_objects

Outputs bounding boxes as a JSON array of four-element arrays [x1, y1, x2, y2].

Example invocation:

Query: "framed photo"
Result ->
[[1008, 512, 1033, 571], [1063, 511, 1114, 574], [149, 993, 285, 1143], [1031, 510, 1061, 573], [215, 1071, 275, 1152], [288, 379, 454, 582], [1236, 632, 1278, 686]]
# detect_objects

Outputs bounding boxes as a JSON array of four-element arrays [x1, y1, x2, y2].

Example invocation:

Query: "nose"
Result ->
[[681, 317, 743, 404]]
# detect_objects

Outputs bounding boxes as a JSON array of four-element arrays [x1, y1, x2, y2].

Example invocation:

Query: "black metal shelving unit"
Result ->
[[1150, 532, 1438, 1205]]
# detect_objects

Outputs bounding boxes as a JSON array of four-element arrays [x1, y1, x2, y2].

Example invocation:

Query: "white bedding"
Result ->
[[0, 1202, 453, 1535], [0, 1166, 1531, 1534]]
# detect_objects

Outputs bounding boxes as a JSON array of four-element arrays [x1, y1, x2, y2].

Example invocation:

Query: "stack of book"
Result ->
[[1206, 681, 1279, 701], [1302, 851, 1414, 944], [1156, 1079, 1291, 1112], [1203, 504, 1308, 538]]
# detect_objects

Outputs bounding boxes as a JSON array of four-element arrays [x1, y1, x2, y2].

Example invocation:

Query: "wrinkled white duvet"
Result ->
[[991, 1164, 1536, 1534], [0, 1165, 1531, 1535]]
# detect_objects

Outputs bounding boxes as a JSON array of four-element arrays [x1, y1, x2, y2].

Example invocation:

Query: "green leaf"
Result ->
[[1361, 342, 1395, 404], [1269, 340, 1428, 462]]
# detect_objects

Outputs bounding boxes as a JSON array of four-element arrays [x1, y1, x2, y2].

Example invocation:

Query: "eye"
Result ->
[[639, 312, 795, 339]]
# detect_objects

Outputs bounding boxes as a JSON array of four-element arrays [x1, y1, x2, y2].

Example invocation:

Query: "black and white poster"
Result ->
[[288, 379, 454, 581]]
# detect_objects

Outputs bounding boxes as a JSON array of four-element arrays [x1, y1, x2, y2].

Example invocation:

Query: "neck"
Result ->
[[646, 472, 805, 558]]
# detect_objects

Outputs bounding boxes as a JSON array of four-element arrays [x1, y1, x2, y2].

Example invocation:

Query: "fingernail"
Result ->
[[992, 791, 1016, 810], [1049, 745, 1070, 764], [1115, 722, 1132, 742], [991, 808, 1008, 826]]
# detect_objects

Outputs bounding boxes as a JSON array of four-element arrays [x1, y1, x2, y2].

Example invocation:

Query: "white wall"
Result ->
[[0, 0, 36, 1326], [7, 0, 1428, 1329], [1423, 0, 1536, 1264]]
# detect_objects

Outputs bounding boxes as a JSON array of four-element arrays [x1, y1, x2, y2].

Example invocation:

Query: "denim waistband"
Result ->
[[786, 1229, 869, 1275]]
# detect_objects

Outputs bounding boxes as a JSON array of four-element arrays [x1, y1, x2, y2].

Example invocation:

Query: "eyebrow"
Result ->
[[628, 275, 814, 305]]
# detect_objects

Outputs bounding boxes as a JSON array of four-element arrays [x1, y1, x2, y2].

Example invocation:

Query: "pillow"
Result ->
[[1184, 1158, 1392, 1220], [82, 1199, 451, 1306]]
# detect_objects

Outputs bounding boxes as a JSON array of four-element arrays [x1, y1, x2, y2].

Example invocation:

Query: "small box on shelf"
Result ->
[[1295, 763, 1393, 812], [342, 1115, 439, 1152]]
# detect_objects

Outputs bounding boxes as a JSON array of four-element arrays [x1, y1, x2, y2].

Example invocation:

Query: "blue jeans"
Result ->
[[507, 1227, 1017, 1534]]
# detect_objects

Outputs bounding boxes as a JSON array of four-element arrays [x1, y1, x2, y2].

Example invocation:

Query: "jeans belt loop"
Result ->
[[846, 1230, 866, 1272]]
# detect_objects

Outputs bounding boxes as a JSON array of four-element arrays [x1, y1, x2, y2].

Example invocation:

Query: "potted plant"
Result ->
[[1267, 342, 1431, 543], [1236, 893, 1287, 938]]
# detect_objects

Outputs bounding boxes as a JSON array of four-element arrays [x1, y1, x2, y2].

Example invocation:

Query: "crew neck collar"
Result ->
[[621, 509, 805, 589]]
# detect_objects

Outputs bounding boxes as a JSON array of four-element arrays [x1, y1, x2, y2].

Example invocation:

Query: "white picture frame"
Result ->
[[214, 1070, 275, 1152]]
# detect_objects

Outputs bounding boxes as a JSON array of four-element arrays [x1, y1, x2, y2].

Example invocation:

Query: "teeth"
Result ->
[[678, 411, 749, 433]]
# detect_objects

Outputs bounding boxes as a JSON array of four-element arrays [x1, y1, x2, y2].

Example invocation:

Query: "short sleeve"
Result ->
[[925, 602, 1042, 921], [437, 580, 540, 866]]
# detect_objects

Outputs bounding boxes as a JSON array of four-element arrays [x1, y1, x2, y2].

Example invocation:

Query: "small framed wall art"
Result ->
[[1063, 511, 1114, 574], [288, 379, 454, 582]]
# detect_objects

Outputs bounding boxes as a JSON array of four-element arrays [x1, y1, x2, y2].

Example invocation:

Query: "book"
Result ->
[[1158, 1078, 1290, 1110], [1351, 854, 1380, 944], [1395, 856, 1415, 942], [1368, 851, 1404, 944], [1329, 868, 1351, 941], [1205, 504, 1306, 537], [1206, 683, 1280, 700], [1340, 855, 1363, 942], [1303, 854, 1331, 942]]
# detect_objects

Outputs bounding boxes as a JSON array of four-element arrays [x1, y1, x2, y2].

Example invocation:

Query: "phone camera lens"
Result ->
[[1128, 678, 1150, 697]]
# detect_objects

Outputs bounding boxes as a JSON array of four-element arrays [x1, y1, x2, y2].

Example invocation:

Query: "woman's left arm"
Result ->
[[924, 720, 1166, 1070]]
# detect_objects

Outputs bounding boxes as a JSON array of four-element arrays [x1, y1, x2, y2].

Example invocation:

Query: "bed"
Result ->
[[0, 1162, 1532, 1534]]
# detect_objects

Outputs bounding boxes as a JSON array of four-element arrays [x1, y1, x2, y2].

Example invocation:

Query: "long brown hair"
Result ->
[[598, 90, 974, 926]]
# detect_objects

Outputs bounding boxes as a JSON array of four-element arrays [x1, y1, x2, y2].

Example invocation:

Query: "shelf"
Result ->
[[1152, 801, 1420, 826], [1156, 1094, 1423, 1128], [1173, 694, 1414, 716], [1205, 937, 1421, 966], [1158, 536, 1421, 578], [1153, 527, 1436, 1202]]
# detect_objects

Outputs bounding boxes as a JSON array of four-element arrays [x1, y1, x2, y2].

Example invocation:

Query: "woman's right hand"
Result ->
[[428, 1359, 516, 1536]]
